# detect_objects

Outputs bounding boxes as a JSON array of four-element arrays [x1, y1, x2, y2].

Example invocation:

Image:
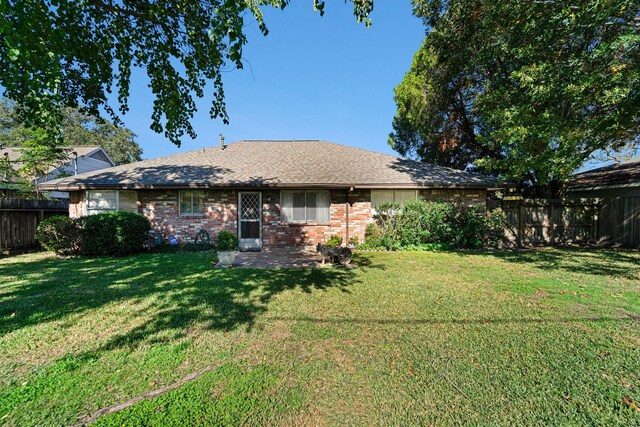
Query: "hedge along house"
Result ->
[[39, 140, 495, 250]]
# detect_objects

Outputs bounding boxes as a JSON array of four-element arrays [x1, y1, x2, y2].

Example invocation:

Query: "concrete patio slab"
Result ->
[[213, 248, 324, 269]]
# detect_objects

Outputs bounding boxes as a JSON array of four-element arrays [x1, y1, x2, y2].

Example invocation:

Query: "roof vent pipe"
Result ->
[[219, 133, 225, 150], [72, 151, 78, 175]]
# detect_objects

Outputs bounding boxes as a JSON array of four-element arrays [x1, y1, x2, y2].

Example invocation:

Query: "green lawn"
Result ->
[[0, 249, 639, 426]]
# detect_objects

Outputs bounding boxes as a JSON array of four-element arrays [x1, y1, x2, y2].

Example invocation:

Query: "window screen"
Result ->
[[371, 190, 418, 208], [179, 190, 205, 216], [280, 190, 330, 223], [118, 191, 138, 212], [394, 190, 419, 206], [86, 190, 138, 215], [87, 190, 117, 215]]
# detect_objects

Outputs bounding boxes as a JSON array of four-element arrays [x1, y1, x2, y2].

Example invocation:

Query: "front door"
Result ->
[[238, 192, 262, 251]]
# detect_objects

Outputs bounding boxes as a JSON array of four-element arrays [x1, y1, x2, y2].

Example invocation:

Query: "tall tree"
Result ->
[[0, 0, 373, 148], [390, 0, 640, 187], [0, 100, 143, 165]]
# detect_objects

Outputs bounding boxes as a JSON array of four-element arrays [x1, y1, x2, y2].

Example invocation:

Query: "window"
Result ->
[[281, 190, 330, 223], [179, 190, 205, 216], [371, 190, 419, 209], [86, 190, 138, 215]]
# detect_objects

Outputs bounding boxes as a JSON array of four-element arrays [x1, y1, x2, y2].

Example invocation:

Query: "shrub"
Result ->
[[81, 211, 151, 256], [363, 223, 385, 248], [483, 208, 507, 247], [368, 200, 506, 250], [216, 230, 238, 251], [326, 234, 343, 248], [35, 215, 82, 256]]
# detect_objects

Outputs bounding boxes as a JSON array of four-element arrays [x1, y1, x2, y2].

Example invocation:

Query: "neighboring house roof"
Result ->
[[569, 158, 640, 190], [0, 146, 115, 177], [39, 140, 496, 191]]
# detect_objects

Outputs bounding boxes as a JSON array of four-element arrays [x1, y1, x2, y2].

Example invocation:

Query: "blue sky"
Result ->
[[117, 2, 425, 160]]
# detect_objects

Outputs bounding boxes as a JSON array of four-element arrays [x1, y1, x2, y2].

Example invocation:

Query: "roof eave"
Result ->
[[39, 181, 495, 191], [567, 181, 640, 192]]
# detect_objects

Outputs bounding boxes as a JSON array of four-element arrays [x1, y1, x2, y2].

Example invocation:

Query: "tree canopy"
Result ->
[[0, 100, 143, 165], [390, 0, 640, 186], [1, 0, 373, 147]]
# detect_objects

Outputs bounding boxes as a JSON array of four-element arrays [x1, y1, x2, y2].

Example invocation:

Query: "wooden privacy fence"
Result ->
[[488, 197, 640, 248], [0, 198, 69, 254]]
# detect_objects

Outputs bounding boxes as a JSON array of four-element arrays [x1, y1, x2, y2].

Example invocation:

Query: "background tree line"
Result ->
[[390, 0, 639, 194], [1, 0, 638, 197], [0, 100, 142, 197]]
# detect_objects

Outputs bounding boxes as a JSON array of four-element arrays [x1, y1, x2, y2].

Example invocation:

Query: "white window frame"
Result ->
[[179, 190, 205, 216], [85, 190, 138, 215], [280, 190, 331, 224]]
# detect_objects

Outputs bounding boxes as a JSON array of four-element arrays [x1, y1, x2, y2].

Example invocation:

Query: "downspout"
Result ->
[[345, 187, 353, 245]]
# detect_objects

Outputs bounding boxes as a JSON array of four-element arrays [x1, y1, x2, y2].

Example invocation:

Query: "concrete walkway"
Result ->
[[214, 248, 323, 269]]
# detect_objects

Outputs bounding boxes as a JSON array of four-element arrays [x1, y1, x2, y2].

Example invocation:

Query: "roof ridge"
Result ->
[[237, 139, 323, 142]]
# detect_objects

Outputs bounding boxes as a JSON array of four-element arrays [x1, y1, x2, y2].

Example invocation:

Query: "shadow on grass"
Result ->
[[0, 253, 382, 349], [266, 314, 639, 326], [458, 247, 640, 280]]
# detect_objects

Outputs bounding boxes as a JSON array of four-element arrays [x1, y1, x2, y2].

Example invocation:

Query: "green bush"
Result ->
[[326, 234, 343, 248], [216, 230, 238, 251], [81, 211, 151, 256], [363, 223, 385, 249], [365, 200, 506, 250], [35, 216, 82, 256], [483, 208, 507, 247]]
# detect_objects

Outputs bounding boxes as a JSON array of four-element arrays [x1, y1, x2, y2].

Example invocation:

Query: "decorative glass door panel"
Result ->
[[238, 192, 261, 250]]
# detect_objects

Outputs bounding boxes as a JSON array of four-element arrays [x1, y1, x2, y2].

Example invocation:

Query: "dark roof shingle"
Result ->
[[569, 158, 640, 189], [39, 140, 496, 190]]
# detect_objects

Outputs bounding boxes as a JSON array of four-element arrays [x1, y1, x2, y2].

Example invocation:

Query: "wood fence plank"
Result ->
[[0, 198, 69, 252], [492, 197, 638, 249]]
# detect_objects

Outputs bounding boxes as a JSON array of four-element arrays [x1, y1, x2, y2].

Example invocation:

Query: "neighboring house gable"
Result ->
[[1, 146, 116, 198]]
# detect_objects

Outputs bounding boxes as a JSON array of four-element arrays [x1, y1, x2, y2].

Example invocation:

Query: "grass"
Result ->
[[0, 248, 639, 426]]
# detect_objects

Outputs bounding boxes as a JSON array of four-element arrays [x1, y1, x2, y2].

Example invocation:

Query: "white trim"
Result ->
[[82, 146, 117, 167], [238, 191, 262, 250]]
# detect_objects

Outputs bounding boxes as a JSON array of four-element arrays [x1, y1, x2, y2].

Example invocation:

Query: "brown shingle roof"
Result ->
[[39, 140, 496, 190], [0, 146, 105, 171], [569, 158, 640, 189]]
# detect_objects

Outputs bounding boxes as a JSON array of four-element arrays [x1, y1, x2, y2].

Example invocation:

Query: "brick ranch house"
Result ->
[[40, 140, 495, 250]]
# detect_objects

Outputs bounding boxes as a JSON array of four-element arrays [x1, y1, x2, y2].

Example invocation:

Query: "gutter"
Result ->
[[39, 182, 497, 192], [568, 182, 640, 192]]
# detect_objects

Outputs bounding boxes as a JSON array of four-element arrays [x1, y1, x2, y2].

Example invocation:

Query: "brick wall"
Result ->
[[138, 190, 237, 242], [67, 187, 487, 248], [262, 189, 372, 248], [68, 191, 84, 218], [421, 188, 487, 207]]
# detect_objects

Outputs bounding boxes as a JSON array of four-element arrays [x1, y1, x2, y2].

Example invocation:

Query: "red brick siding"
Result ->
[[420, 189, 487, 207], [67, 187, 486, 248], [138, 190, 237, 242], [261, 189, 372, 248], [68, 191, 84, 217]]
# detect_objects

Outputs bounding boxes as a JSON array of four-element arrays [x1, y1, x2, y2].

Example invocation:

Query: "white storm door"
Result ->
[[238, 192, 262, 250]]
